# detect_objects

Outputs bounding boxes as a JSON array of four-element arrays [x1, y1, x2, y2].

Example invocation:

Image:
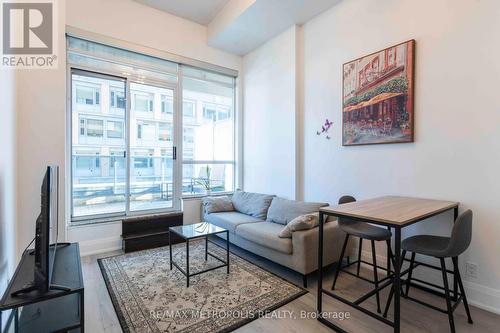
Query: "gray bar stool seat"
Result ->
[[339, 222, 391, 241], [384, 210, 474, 333], [401, 235, 451, 257]]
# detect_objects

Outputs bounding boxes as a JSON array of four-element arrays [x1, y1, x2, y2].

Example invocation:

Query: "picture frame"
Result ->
[[342, 40, 415, 146]]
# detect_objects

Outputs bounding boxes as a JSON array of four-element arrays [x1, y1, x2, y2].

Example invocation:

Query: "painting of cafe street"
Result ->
[[342, 40, 415, 145]]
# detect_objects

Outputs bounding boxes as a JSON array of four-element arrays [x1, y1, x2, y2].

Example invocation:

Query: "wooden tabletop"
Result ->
[[320, 196, 459, 226]]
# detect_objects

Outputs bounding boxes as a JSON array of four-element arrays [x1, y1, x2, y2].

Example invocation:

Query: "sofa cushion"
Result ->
[[202, 196, 234, 214], [235, 222, 292, 254], [231, 191, 275, 220], [266, 197, 328, 225], [205, 211, 263, 233]]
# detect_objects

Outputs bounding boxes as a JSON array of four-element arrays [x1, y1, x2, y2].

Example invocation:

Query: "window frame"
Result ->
[[69, 68, 182, 223], [67, 37, 239, 225]]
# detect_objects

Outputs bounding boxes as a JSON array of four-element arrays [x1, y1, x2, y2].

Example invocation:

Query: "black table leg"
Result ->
[[453, 207, 459, 301], [15, 308, 18, 332], [186, 239, 190, 287], [387, 227, 391, 275], [205, 235, 208, 261], [452, 207, 459, 301], [317, 211, 324, 316], [169, 231, 173, 270], [394, 227, 401, 333], [226, 231, 230, 274]]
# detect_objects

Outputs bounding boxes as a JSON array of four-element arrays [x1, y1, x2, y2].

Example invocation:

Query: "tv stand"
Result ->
[[12, 242, 74, 297], [0, 243, 84, 332], [11, 283, 72, 297]]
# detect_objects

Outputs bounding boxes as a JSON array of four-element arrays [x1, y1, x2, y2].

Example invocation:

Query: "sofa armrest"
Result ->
[[291, 220, 348, 274]]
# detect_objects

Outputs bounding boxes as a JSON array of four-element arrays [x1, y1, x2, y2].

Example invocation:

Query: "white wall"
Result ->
[[242, 26, 298, 199], [16, 0, 67, 256], [66, 0, 241, 71], [14, 0, 242, 257], [0, 69, 17, 327], [242, 0, 500, 313]]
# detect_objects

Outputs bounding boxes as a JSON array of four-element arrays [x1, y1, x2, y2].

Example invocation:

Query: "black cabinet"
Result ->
[[0, 243, 84, 333]]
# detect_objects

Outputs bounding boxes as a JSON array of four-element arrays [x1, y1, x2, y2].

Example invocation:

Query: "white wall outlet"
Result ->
[[465, 262, 478, 279]]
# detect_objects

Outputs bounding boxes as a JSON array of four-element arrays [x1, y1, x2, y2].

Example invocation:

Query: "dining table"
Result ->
[[317, 196, 459, 333]]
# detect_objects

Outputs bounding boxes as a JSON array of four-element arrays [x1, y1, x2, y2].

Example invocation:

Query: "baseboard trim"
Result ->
[[79, 236, 122, 257], [358, 249, 500, 315], [463, 280, 500, 315]]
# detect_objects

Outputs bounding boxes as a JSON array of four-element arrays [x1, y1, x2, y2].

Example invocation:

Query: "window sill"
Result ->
[[181, 191, 234, 201], [68, 218, 123, 228], [69, 209, 183, 227]]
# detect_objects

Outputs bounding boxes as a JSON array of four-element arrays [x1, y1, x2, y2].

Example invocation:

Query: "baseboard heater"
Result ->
[[121, 212, 184, 253]]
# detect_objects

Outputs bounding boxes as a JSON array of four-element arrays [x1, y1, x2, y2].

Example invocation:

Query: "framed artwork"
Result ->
[[342, 40, 415, 146]]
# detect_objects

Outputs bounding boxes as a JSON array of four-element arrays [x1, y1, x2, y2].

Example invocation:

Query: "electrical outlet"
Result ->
[[465, 262, 478, 279]]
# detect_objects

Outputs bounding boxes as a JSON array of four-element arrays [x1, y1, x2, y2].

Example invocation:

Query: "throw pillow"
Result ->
[[202, 196, 234, 214], [279, 213, 319, 238]]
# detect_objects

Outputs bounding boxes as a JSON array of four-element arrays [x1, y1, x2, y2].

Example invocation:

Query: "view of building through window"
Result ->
[[182, 72, 234, 196], [71, 69, 235, 219], [68, 37, 236, 220]]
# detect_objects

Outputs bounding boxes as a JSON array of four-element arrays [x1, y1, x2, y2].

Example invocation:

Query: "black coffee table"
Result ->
[[169, 222, 229, 287]]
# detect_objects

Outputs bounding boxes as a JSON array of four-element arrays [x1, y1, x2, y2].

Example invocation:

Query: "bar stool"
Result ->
[[332, 195, 397, 313], [384, 210, 474, 333]]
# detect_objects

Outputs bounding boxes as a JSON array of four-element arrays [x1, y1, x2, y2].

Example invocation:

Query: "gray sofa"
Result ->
[[203, 191, 346, 287]]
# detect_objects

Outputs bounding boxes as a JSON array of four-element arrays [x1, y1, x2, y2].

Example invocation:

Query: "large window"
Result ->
[[182, 67, 235, 196], [68, 37, 237, 222]]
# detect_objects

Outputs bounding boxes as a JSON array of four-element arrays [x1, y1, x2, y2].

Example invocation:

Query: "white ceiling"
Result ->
[[134, 0, 230, 25], [134, 0, 341, 55], [209, 0, 341, 55]]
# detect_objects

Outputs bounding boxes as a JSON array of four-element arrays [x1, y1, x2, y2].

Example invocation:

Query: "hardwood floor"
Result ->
[[82, 245, 500, 333]]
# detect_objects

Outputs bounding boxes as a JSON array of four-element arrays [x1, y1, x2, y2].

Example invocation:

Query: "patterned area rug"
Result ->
[[98, 240, 307, 333]]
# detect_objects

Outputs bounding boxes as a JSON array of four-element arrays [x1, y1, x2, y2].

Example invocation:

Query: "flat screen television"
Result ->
[[12, 166, 63, 296]]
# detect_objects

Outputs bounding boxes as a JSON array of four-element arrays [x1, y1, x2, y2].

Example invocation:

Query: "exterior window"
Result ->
[[217, 106, 230, 121], [203, 105, 217, 121], [372, 56, 380, 74], [183, 127, 194, 143], [110, 88, 125, 109], [364, 64, 371, 83], [137, 123, 142, 139], [134, 151, 153, 168], [158, 123, 172, 141], [75, 155, 100, 171], [183, 101, 195, 117], [183, 70, 235, 196], [137, 122, 155, 140], [386, 47, 397, 69], [107, 121, 124, 139], [76, 84, 100, 105], [86, 119, 104, 137], [133, 92, 154, 112], [161, 95, 173, 114], [79, 119, 85, 135]]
